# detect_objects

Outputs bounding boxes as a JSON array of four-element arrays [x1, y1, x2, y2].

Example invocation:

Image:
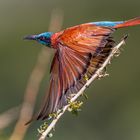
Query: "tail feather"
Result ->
[[114, 17, 140, 28]]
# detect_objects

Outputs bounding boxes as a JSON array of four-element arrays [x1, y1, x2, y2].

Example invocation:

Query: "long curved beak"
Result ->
[[23, 35, 37, 40]]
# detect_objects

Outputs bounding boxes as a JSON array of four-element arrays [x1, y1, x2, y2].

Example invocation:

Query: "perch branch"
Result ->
[[39, 36, 127, 140], [0, 106, 20, 131]]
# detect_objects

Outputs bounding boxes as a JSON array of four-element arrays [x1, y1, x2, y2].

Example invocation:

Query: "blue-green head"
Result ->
[[24, 32, 53, 47]]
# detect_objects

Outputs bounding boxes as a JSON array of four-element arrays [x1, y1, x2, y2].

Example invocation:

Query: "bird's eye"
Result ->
[[40, 36, 46, 40]]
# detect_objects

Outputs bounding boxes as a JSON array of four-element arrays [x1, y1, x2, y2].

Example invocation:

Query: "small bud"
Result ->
[[47, 133, 53, 138], [83, 74, 89, 81]]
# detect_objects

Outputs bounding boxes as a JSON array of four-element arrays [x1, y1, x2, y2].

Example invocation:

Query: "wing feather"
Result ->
[[36, 24, 116, 120]]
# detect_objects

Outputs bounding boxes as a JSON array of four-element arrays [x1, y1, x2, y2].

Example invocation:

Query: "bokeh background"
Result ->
[[0, 0, 140, 140]]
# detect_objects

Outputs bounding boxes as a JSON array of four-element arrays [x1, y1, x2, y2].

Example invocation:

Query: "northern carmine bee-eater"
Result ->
[[24, 17, 140, 124]]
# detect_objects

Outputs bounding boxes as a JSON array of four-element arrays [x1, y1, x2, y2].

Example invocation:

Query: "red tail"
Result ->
[[114, 17, 140, 28]]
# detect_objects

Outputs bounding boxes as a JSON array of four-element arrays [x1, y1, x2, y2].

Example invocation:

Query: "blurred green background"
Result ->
[[0, 0, 140, 140]]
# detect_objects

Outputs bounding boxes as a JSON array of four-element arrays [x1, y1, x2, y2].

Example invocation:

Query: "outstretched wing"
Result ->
[[37, 24, 115, 120]]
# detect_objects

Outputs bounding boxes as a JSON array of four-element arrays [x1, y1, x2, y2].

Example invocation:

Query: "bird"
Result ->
[[24, 17, 140, 124]]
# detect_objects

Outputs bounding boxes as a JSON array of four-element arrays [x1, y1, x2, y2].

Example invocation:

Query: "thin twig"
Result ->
[[9, 9, 63, 140], [0, 106, 20, 131], [39, 37, 127, 140]]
